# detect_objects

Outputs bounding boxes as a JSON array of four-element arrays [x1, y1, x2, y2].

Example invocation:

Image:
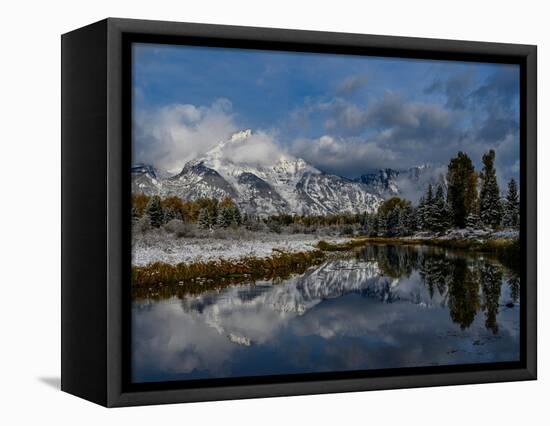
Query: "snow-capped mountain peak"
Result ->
[[132, 129, 388, 215], [200, 130, 319, 184], [229, 128, 252, 142], [206, 129, 253, 156]]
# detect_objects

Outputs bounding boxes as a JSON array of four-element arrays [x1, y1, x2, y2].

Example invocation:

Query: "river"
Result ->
[[132, 244, 520, 383]]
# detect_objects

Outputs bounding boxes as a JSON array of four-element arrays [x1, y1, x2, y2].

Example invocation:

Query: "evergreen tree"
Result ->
[[217, 207, 233, 228], [465, 171, 480, 220], [243, 213, 264, 231], [198, 208, 212, 230], [465, 212, 481, 229], [230, 206, 242, 226], [367, 213, 378, 236], [163, 207, 180, 224], [447, 151, 477, 228], [145, 195, 163, 228], [387, 207, 400, 236], [376, 197, 411, 236], [502, 178, 520, 228], [404, 205, 416, 235], [416, 196, 426, 230], [377, 211, 388, 236], [396, 207, 408, 236], [479, 150, 502, 228], [423, 184, 436, 231], [432, 184, 451, 233]]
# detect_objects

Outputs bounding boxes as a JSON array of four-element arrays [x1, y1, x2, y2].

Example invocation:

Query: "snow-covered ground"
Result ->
[[132, 227, 520, 266], [132, 231, 349, 266]]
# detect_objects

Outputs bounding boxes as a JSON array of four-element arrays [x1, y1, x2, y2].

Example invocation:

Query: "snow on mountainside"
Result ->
[[197, 129, 322, 214], [133, 129, 439, 216], [131, 164, 161, 194], [163, 160, 239, 201], [296, 173, 381, 216], [356, 168, 401, 196]]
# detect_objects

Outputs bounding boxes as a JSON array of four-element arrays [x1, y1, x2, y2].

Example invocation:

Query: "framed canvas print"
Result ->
[[61, 18, 537, 407]]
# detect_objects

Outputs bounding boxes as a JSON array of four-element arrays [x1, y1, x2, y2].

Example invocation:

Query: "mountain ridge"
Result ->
[[132, 130, 436, 215]]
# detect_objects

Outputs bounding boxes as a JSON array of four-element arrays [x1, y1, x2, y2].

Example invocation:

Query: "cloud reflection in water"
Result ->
[[132, 245, 520, 383]]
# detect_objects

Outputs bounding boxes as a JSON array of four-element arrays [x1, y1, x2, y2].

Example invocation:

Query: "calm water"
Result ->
[[132, 244, 520, 383]]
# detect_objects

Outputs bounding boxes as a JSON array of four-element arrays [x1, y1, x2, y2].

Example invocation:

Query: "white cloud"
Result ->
[[324, 103, 368, 131], [336, 74, 369, 96], [394, 165, 447, 203], [216, 130, 290, 167], [291, 135, 398, 177], [133, 98, 237, 174]]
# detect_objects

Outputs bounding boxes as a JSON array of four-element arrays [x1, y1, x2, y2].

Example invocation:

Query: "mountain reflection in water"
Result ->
[[132, 244, 520, 383]]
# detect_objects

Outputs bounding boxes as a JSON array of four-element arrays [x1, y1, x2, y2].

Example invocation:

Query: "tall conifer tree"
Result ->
[[432, 184, 451, 233], [198, 208, 212, 230], [416, 196, 426, 230], [447, 152, 477, 228], [145, 195, 164, 228], [502, 178, 519, 228], [423, 184, 436, 231], [479, 150, 502, 228]]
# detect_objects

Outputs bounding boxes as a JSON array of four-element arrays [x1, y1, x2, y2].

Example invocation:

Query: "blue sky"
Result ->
[[132, 43, 520, 183]]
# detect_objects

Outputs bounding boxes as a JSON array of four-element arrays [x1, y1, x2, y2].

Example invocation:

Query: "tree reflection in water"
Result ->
[[132, 244, 521, 382], [480, 263, 503, 334], [358, 244, 517, 333], [508, 272, 520, 304]]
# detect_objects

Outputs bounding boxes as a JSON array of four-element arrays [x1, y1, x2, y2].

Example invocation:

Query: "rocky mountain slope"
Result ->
[[356, 164, 436, 198]]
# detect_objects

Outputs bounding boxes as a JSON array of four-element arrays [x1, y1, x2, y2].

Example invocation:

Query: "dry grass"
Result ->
[[132, 249, 326, 298], [316, 239, 369, 251]]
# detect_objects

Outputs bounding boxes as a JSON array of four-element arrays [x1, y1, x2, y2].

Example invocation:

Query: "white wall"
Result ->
[[1, 0, 546, 424]]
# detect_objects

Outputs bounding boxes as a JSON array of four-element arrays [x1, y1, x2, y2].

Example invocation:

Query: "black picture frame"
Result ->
[[61, 17, 537, 407]]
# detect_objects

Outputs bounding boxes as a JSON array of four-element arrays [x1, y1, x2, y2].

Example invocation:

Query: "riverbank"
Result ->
[[132, 228, 520, 298], [131, 249, 328, 297], [316, 230, 520, 270], [317, 235, 518, 253]]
